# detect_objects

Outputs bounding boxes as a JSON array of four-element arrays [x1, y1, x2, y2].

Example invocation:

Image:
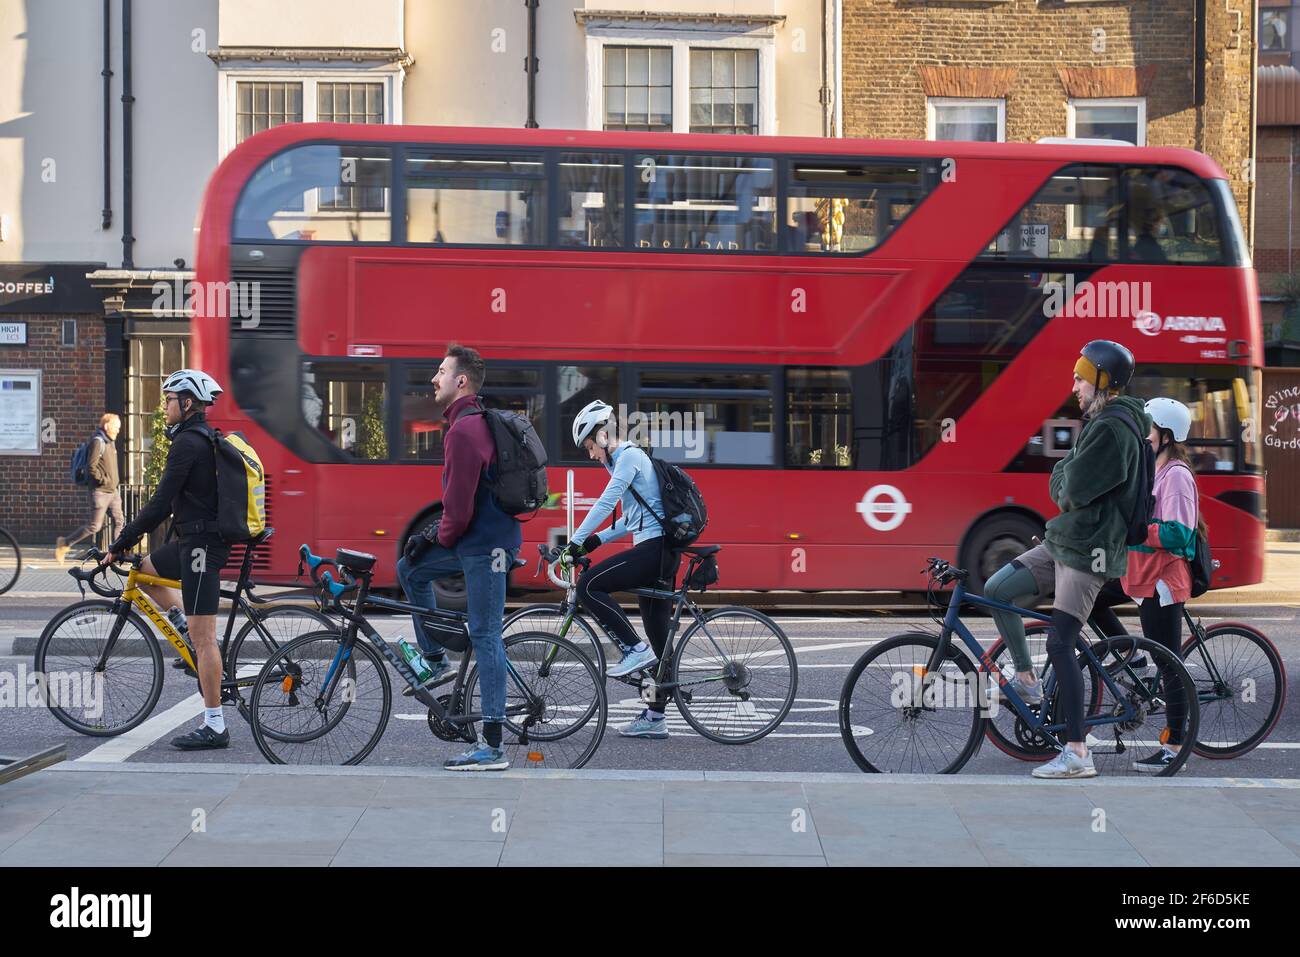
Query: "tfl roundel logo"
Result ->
[[1133, 311, 1162, 336]]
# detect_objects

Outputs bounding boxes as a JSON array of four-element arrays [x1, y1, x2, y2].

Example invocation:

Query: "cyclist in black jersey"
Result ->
[[108, 369, 232, 750]]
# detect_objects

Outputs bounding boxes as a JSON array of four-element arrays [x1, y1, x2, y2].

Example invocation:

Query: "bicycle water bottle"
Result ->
[[166, 606, 190, 639], [397, 638, 432, 683]]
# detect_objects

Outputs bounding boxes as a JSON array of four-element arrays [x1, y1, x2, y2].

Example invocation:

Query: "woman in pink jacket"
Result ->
[[1121, 397, 1203, 773]]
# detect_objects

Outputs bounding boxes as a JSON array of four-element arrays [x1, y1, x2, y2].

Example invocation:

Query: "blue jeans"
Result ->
[[396, 544, 514, 725]]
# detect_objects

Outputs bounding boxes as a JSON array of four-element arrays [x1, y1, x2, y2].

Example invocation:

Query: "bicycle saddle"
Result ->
[[676, 544, 720, 557], [335, 548, 377, 573]]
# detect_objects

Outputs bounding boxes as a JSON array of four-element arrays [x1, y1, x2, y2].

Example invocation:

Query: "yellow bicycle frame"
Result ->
[[121, 566, 196, 669]]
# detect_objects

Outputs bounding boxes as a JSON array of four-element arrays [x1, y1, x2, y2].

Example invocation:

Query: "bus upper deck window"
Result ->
[[786, 162, 928, 254], [233, 145, 392, 242], [632, 154, 776, 252], [1123, 168, 1223, 265], [405, 153, 546, 246], [558, 153, 624, 248]]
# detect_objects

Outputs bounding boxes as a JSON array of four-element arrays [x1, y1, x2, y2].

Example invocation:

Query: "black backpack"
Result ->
[[466, 404, 548, 518], [1096, 405, 1156, 547], [628, 450, 708, 545]]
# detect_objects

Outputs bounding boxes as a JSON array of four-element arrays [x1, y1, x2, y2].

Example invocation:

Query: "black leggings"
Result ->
[[576, 537, 676, 712], [1136, 597, 1189, 747], [1045, 610, 1087, 744], [1086, 579, 1189, 747]]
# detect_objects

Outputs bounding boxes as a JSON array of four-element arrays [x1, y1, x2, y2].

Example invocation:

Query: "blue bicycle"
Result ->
[[838, 558, 1199, 776]]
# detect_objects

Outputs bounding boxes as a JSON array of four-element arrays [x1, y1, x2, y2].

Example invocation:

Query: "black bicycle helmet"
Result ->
[[1077, 340, 1135, 392]]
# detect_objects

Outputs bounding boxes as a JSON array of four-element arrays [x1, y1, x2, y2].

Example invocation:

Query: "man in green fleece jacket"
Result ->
[[983, 339, 1150, 779]]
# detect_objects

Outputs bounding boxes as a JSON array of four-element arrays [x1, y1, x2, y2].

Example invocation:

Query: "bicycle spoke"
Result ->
[[468, 634, 606, 769], [250, 633, 389, 765], [840, 635, 983, 774], [38, 604, 161, 734], [673, 609, 796, 743]]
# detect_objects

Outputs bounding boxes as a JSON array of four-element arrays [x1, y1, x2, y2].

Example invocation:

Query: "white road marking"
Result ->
[[76, 692, 206, 763], [74, 665, 259, 763]]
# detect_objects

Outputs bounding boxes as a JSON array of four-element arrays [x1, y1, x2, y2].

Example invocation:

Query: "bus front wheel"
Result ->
[[961, 512, 1044, 597]]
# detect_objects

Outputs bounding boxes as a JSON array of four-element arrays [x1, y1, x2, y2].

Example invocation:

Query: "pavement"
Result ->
[[1, 762, 1297, 867]]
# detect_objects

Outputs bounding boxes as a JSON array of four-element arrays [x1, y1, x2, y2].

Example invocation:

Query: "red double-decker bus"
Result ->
[[192, 123, 1264, 605]]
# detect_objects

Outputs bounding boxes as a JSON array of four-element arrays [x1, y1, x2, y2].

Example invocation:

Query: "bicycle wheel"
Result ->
[[248, 630, 391, 765], [504, 603, 606, 676], [0, 527, 20, 595], [668, 607, 796, 744], [1184, 623, 1287, 759], [838, 632, 985, 774], [466, 632, 607, 769], [227, 605, 335, 722], [1079, 635, 1198, 777], [33, 600, 164, 736], [983, 624, 1105, 762]]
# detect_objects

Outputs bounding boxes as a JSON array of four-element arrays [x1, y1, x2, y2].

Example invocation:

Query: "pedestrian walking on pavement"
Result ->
[[56, 413, 124, 564]]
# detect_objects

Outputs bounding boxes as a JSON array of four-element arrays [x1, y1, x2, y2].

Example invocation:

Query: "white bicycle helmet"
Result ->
[[571, 399, 614, 448], [1145, 396, 1191, 442], [162, 368, 224, 404]]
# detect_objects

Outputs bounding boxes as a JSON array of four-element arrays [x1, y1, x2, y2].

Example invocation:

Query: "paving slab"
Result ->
[[3, 763, 1297, 867]]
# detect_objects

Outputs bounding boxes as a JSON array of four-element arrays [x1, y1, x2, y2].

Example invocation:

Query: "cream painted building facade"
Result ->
[[0, 0, 834, 535], [1, 0, 835, 271]]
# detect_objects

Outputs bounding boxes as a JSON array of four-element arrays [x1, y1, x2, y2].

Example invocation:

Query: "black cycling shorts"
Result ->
[[149, 538, 230, 616]]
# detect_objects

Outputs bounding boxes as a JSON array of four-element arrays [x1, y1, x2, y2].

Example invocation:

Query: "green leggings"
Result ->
[[983, 562, 1043, 674]]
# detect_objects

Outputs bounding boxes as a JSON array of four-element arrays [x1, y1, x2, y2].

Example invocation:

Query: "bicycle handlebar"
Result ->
[[297, 544, 337, 586], [67, 546, 137, 599], [922, 557, 966, 586], [318, 570, 355, 600], [535, 542, 588, 589]]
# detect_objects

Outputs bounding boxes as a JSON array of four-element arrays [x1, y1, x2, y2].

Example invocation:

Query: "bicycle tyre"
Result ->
[[248, 629, 391, 765], [838, 632, 985, 774], [0, 527, 20, 595], [1079, 635, 1199, 777], [1185, 622, 1287, 759], [227, 605, 335, 723], [504, 603, 607, 676], [465, 632, 607, 769], [33, 600, 164, 736], [670, 606, 797, 744]]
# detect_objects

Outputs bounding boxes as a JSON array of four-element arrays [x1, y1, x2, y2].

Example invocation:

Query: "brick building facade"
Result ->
[[840, 0, 1256, 235], [0, 312, 108, 543]]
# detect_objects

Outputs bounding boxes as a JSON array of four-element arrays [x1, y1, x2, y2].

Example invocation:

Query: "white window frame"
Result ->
[[218, 70, 401, 159], [585, 34, 776, 135], [925, 97, 1005, 142], [218, 69, 401, 236], [1066, 97, 1146, 146]]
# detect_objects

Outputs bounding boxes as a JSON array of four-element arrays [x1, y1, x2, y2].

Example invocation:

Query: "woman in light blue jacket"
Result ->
[[564, 400, 676, 739]]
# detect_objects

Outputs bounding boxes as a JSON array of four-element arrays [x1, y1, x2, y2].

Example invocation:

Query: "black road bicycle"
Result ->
[[984, 605, 1287, 762], [507, 543, 798, 744], [246, 546, 607, 769]]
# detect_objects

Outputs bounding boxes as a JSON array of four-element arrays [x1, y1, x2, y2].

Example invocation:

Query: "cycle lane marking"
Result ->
[[74, 665, 260, 763]]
